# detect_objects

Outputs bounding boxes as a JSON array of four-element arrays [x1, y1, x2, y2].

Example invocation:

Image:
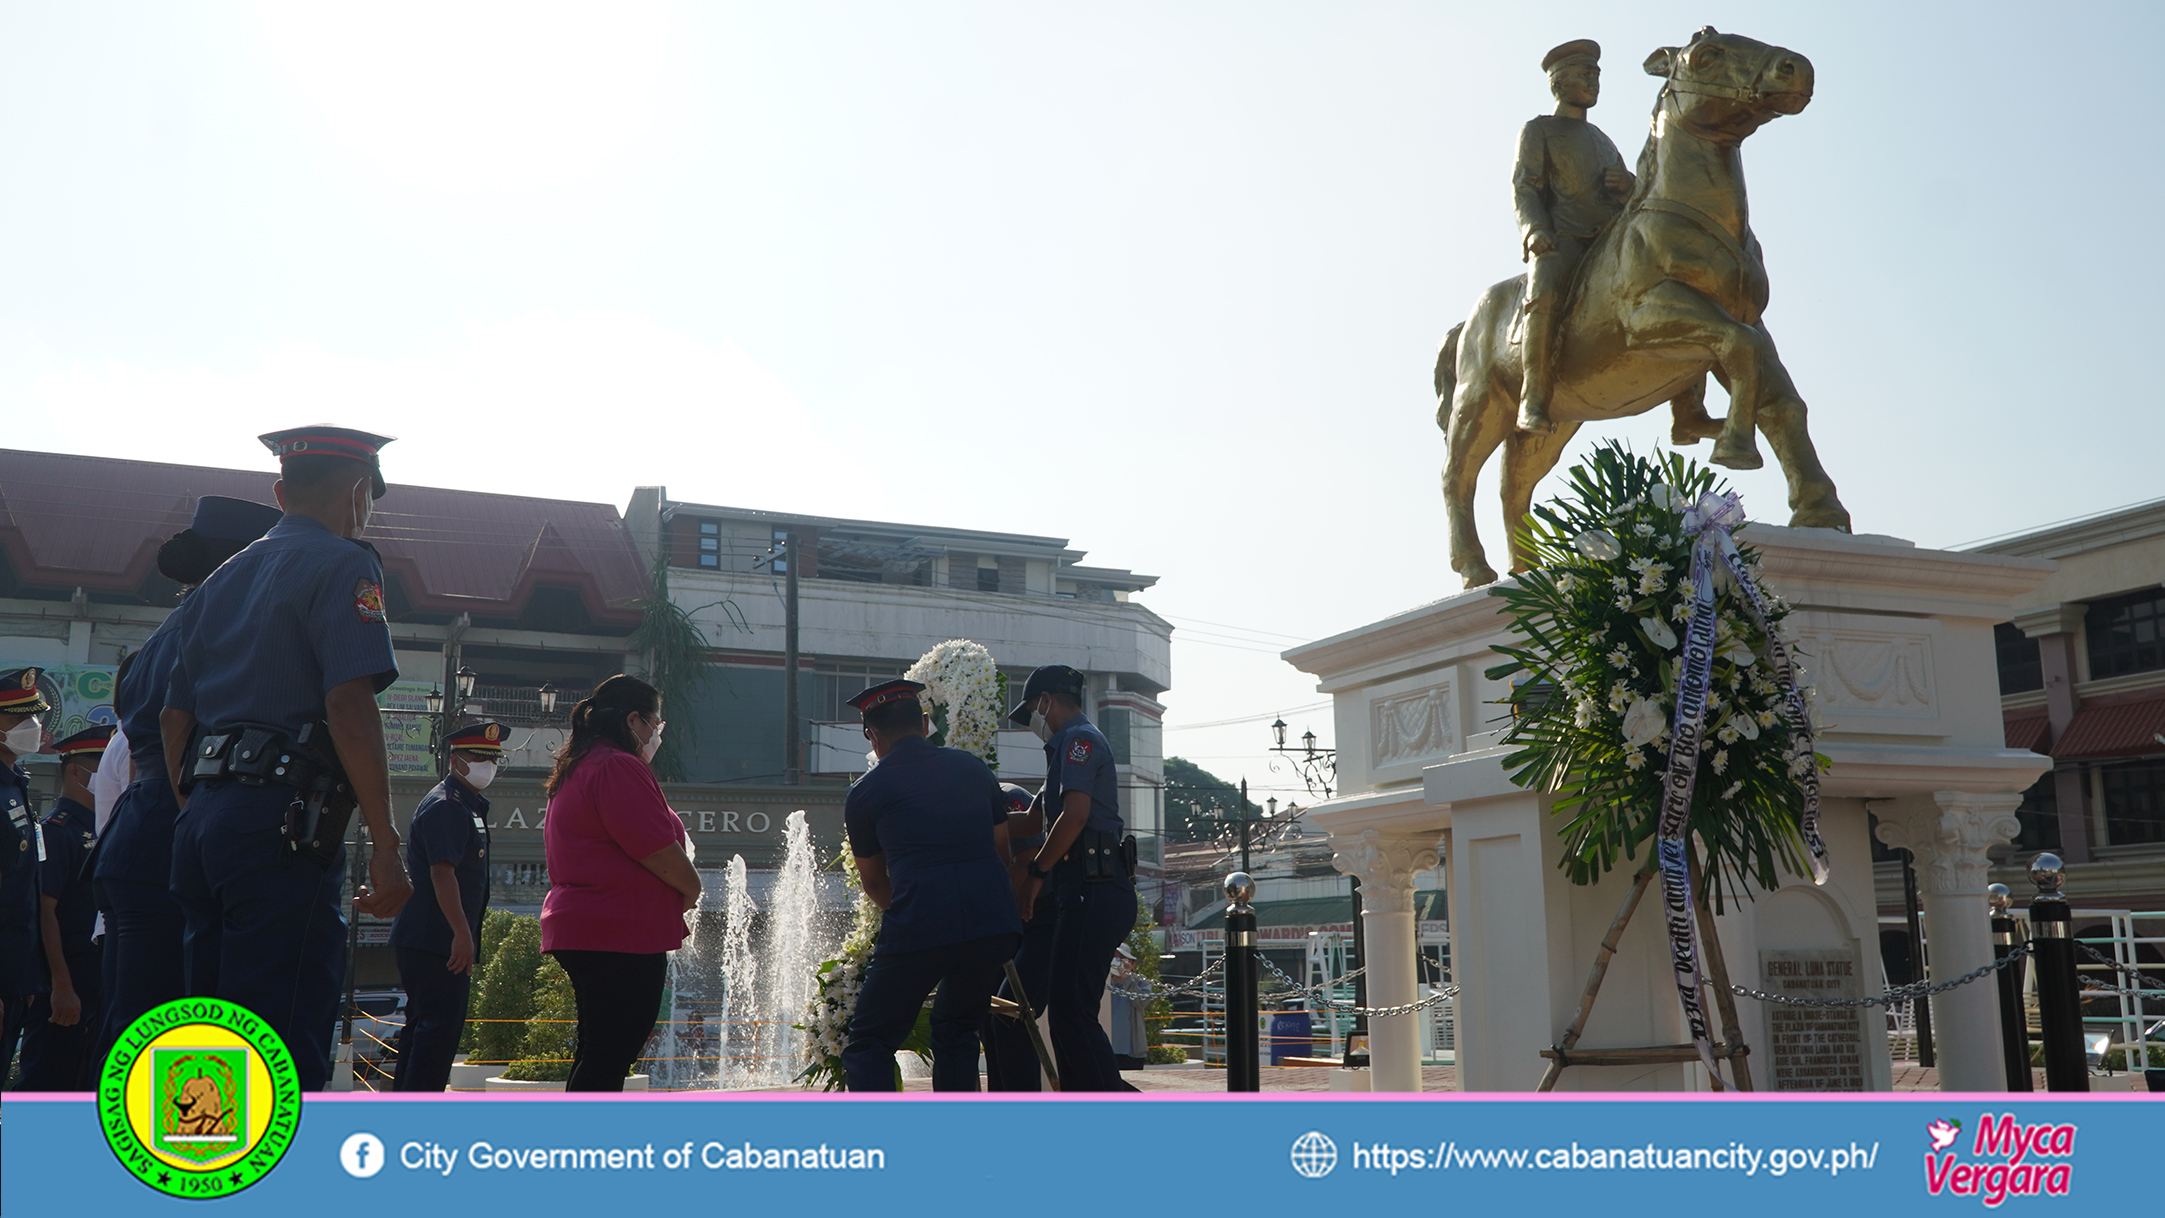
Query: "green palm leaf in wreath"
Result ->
[[1483, 443, 1828, 911]]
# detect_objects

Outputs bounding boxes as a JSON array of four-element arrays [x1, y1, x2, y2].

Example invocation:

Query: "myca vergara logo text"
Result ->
[[1923, 1113, 2074, 1207], [98, 999, 302, 1200]]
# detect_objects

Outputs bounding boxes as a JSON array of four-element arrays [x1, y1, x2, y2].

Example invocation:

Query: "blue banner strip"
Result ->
[[6, 1092, 2158, 1213]]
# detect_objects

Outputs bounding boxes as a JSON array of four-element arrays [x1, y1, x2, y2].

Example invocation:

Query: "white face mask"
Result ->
[[459, 760, 497, 791], [1028, 708, 1054, 743], [2, 718, 42, 757], [640, 719, 664, 762]]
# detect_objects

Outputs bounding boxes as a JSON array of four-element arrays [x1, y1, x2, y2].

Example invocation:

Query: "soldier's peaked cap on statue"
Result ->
[[848, 679, 925, 716], [0, 667, 49, 715], [445, 721, 508, 758], [259, 426, 395, 499], [1542, 39, 1600, 72], [54, 724, 116, 762], [1008, 664, 1086, 727]]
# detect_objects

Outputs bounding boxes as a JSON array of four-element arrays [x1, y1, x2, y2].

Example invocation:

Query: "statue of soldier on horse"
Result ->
[[1437, 28, 1851, 589]]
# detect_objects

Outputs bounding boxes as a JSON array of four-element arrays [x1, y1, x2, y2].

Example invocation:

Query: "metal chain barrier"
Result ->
[[1728, 943, 2032, 1010], [1145, 956, 1227, 1001], [2074, 942, 2165, 996], [1253, 952, 1459, 1017]]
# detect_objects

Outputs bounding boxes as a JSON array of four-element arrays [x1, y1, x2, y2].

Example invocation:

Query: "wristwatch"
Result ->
[[1027, 860, 1050, 880]]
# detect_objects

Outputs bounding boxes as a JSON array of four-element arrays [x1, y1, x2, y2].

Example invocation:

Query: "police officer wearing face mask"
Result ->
[[390, 720, 501, 1091], [92, 495, 282, 1066], [162, 427, 412, 1091], [1007, 664, 1138, 1092], [0, 668, 52, 1078]]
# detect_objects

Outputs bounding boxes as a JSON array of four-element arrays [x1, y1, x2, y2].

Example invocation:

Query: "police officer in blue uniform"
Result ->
[[0, 668, 51, 1080], [1007, 664, 1138, 1092], [840, 679, 1021, 1091], [16, 726, 115, 1089], [984, 780, 1060, 1090], [163, 427, 412, 1091], [93, 495, 283, 1064], [390, 719, 500, 1091]]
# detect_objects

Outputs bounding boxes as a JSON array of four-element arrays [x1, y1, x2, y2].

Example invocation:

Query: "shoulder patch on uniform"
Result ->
[[1067, 737, 1092, 764], [353, 578, 386, 622]]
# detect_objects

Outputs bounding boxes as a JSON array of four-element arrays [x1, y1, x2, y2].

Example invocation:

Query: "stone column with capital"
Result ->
[[1874, 791, 2025, 1091], [1329, 828, 1441, 1092]]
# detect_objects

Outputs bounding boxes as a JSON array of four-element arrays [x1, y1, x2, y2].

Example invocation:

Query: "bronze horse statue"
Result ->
[[1436, 29, 1850, 588]]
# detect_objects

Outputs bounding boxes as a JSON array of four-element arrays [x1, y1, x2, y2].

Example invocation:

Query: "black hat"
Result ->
[[190, 495, 284, 543], [158, 496, 283, 585], [54, 724, 116, 762], [0, 667, 50, 715], [444, 721, 508, 758], [847, 679, 926, 716], [258, 426, 395, 499], [1008, 664, 1086, 727], [998, 782, 1033, 813]]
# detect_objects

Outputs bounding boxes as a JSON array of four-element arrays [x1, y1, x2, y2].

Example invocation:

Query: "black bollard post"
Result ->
[[1988, 883, 2033, 1092], [2026, 854, 2089, 1092], [1224, 872, 1260, 1092]]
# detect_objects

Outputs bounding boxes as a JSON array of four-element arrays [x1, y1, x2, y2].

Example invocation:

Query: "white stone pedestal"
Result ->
[[1288, 526, 2053, 1092]]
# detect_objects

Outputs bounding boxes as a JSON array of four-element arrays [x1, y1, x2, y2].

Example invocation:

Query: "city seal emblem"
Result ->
[[99, 998, 301, 1199]]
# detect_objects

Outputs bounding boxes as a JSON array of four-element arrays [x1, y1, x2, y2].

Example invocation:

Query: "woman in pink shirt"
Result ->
[[540, 675, 701, 1091]]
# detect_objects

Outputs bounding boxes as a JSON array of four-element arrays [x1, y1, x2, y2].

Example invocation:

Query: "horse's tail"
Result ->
[[1433, 322, 1464, 429]]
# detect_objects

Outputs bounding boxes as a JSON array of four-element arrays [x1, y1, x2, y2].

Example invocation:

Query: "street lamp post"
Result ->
[[1267, 718, 1336, 799]]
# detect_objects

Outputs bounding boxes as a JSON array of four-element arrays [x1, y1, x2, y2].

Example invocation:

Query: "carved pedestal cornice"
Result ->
[[1330, 828, 1441, 915], [1873, 791, 2024, 896]]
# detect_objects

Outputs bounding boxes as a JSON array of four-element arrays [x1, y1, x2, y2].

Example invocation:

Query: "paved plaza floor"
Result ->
[[900, 1063, 2153, 1093]]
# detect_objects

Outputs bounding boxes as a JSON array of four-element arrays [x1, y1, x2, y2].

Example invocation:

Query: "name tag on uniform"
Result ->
[[6, 801, 32, 859]]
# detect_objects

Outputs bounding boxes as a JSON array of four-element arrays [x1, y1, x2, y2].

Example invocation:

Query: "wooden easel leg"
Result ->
[[1689, 841, 1753, 1092], [1537, 863, 1657, 1092]]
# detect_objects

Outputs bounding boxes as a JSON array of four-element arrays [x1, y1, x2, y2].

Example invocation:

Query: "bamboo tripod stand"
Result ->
[[1536, 842, 1755, 1091]]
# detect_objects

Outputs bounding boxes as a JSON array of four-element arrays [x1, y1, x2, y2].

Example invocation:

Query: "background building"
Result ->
[[624, 488, 1172, 857], [1967, 497, 2165, 911]]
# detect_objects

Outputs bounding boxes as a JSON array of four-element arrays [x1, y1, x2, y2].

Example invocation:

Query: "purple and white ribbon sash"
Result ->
[[1655, 492, 1827, 1084]]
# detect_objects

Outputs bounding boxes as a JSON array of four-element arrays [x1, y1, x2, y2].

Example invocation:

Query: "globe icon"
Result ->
[[1289, 1131, 1337, 1178]]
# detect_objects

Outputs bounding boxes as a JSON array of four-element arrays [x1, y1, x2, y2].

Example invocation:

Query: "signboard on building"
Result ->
[[1758, 948, 1867, 1091]]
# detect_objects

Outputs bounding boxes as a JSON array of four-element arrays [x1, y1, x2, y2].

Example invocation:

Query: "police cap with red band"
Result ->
[[444, 720, 508, 758], [0, 667, 50, 716], [54, 724, 116, 762], [258, 426, 395, 499], [847, 679, 926, 717]]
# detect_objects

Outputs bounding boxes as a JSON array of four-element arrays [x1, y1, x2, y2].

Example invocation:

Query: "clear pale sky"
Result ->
[[2, 2, 2156, 800]]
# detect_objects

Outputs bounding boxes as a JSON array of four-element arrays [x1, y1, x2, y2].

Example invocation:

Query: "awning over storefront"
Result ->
[[2052, 690, 2165, 759], [2004, 711, 2050, 754]]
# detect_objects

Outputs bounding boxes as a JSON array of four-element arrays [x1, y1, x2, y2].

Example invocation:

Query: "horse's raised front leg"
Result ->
[[1625, 280, 1767, 470], [1499, 420, 1584, 574], [1749, 322, 1851, 530], [1442, 376, 1512, 590]]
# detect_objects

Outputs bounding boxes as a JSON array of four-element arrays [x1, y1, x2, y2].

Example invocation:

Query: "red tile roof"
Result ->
[[2004, 711, 2050, 755], [0, 449, 645, 627], [2051, 690, 2165, 760]]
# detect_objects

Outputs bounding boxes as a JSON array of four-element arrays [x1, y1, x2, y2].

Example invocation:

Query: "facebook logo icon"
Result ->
[[340, 1132, 386, 1179]]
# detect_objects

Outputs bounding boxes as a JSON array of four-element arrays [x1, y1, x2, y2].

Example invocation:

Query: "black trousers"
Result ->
[[553, 949, 666, 1092], [95, 879, 187, 1068], [16, 950, 102, 1090], [1042, 877, 1137, 1092], [843, 932, 1019, 1092], [393, 946, 473, 1091]]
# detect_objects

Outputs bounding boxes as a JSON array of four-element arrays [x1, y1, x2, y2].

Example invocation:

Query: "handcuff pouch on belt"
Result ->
[[1069, 829, 1137, 883], [183, 721, 356, 868]]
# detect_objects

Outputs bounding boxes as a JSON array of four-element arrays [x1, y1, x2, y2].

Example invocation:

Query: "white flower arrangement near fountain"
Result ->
[[798, 638, 1007, 1089]]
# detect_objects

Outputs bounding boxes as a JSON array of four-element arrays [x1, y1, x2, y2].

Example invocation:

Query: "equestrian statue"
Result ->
[[1436, 28, 1850, 588]]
